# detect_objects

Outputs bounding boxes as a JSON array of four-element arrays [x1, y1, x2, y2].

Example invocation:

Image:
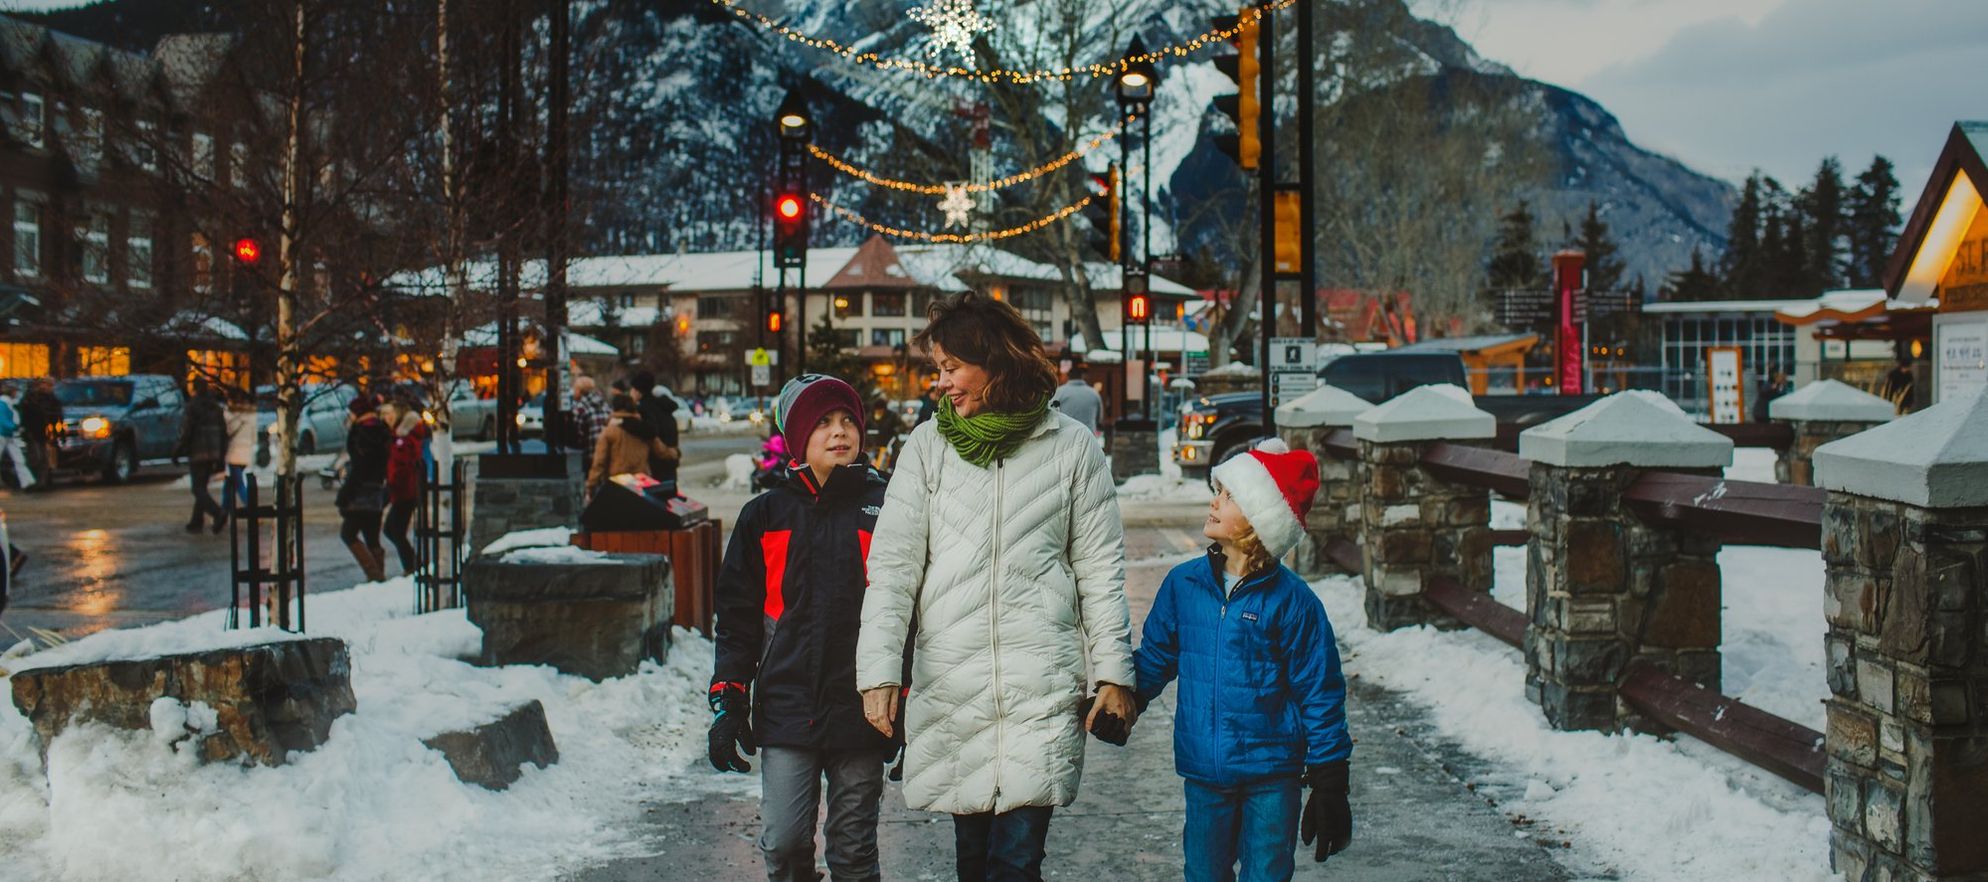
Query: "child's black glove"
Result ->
[[1078, 696, 1131, 746], [1300, 761, 1352, 862], [707, 682, 756, 773]]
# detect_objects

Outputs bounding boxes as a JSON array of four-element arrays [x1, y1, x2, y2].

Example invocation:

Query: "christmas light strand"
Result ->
[[709, 0, 1293, 84], [811, 191, 1093, 243], [806, 118, 1131, 195]]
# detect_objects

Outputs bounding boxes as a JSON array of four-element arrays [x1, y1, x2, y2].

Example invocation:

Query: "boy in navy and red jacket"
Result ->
[[710, 374, 900, 882]]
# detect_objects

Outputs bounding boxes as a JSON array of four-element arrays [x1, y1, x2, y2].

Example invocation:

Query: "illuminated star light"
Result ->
[[907, 0, 997, 66], [938, 182, 975, 229]]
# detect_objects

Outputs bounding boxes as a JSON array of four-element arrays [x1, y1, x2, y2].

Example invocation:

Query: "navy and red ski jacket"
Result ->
[[711, 460, 902, 752]]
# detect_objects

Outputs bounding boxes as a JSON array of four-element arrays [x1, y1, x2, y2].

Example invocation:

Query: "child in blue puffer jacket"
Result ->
[[1133, 438, 1353, 881]]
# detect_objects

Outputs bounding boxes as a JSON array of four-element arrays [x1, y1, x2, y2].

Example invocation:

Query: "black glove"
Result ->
[[1078, 696, 1131, 747], [707, 682, 756, 773], [1300, 761, 1352, 862]]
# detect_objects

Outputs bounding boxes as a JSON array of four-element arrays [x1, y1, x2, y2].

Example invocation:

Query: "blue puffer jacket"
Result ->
[[1133, 549, 1351, 785]]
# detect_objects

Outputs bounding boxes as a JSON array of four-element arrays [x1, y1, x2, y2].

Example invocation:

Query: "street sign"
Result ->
[[750, 364, 772, 387], [1270, 371, 1318, 408], [745, 348, 779, 367], [1269, 337, 1317, 372], [1706, 346, 1745, 424]]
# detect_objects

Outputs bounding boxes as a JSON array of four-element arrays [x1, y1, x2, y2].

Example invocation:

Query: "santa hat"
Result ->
[[1211, 437, 1320, 561]]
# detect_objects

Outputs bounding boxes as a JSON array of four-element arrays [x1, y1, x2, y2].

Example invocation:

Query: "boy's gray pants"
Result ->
[[759, 745, 891, 882]]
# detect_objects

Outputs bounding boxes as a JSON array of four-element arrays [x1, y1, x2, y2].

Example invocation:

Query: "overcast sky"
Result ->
[[1418, 0, 1988, 196]]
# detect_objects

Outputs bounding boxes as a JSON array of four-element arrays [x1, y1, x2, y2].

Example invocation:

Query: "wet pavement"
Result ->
[[0, 432, 765, 640], [567, 523, 1576, 882]]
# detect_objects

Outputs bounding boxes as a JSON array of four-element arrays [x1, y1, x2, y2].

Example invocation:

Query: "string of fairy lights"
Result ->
[[806, 116, 1131, 195], [810, 191, 1096, 244], [710, 0, 1291, 84], [741, 0, 1282, 240]]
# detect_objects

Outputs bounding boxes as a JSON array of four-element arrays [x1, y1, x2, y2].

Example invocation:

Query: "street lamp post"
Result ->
[[774, 90, 812, 379], [1117, 39, 1158, 423]]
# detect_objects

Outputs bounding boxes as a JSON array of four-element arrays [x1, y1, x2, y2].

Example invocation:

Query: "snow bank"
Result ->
[[0, 578, 749, 881], [479, 527, 574, 557], [723, 453, 757, 490], [1312, 574, 1832, 882], [1724, 446, 1780, 483]]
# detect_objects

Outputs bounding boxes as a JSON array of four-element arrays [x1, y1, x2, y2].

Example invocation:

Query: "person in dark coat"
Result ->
[[337, 394, 390, 583], [179, 380, 231, 533], [17, 379, 60, 489], [709, 373, 902, 882], [630, 370, 680, 491]]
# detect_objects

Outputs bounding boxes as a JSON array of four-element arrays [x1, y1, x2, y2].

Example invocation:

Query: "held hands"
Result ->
[[1300, 760, 1353, 862], [862, 686, 901, 738], [1083, 684, 1139, 746], [707, 683, 756, 773]]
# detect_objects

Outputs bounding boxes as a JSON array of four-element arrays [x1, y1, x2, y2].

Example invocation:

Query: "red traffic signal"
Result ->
[[775, 194, 803, 221], [233, 237, 262, 264], [766, 309, 784, 334]]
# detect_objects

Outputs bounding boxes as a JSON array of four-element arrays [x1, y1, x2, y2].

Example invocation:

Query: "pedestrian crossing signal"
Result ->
[[1125, 292, 1151, 326]]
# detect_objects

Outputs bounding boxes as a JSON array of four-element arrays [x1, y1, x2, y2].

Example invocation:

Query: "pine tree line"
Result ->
[[1668, 155, 1901, 301]]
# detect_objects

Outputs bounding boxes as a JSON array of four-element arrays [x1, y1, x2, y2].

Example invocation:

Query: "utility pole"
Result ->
[[1296, 0, 1318, 339], [1258, 6, 1277, 435]]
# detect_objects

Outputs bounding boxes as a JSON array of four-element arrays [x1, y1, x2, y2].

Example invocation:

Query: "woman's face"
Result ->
[[1204, 483, 1249, 543], [930, 343, 991, 418]]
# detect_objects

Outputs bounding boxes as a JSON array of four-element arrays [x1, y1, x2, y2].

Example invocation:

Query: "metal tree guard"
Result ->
[[415, 459, 470, 614], [227, 474, 307, 631]]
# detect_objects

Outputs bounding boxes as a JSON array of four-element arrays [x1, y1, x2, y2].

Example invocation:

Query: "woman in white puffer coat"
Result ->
[[857, 292, 1138, 881]]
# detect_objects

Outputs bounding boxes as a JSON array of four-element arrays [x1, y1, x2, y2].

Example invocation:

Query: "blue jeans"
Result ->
[[952, 806, 1053, 882], [223, 464, 249, 509], [1182, 777, 1301, 882]]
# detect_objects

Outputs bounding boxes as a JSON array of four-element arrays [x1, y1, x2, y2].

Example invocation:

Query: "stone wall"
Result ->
[[1778, 419, 1886, 486], [1110, 425, 1158, 484], [1356, 439, 1492, 631], [1523, 464, 1723, 732], [1279, 427, 1357, 576], [1820, 492, 1988, 882], [464, 552, 673, 681]]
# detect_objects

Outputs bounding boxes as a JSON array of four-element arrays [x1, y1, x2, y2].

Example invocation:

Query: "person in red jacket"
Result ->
[[381, 395, 429, 576]]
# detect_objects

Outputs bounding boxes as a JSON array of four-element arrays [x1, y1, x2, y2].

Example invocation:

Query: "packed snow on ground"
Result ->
[[0, 578, 752, 882], [169, 453, 339, 490], [688, 415, 763, 434], [1312, 574, 1833, 882]]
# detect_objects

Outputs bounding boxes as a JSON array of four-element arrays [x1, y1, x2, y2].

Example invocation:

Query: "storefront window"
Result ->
[[872, 292, 905, 317], [0, 342, 50, 378], [77, 346, 130, 376], [834, 294, 863, 318], [186, 349, 248, 391], [870, 328, 906, 348]]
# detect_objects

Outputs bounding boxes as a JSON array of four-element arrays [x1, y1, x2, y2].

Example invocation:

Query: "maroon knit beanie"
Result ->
[[776, 374, 866, 461]]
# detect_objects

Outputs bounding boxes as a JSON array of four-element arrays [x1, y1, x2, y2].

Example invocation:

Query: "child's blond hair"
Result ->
[[1227, 520, 1278, 576]]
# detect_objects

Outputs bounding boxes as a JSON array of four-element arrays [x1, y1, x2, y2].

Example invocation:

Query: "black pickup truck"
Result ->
[[1174, 352, 1604, 483]]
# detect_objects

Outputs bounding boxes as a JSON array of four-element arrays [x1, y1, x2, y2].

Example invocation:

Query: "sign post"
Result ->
[[1552, 250, 1587, 395], [1268, 337, 1318, 408], [1706, 346, 1745, 424]]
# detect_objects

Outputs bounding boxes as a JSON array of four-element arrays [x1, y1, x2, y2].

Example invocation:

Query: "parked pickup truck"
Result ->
[[53, 374, 187, 483], [1174, 352, 1604, 484]]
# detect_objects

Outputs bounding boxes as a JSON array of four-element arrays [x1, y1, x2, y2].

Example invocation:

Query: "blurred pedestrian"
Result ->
[[0, 382, 37, 491], [1051, 364, 1104, 436], [570, 376, 609, 474], [222, 388, 257, 512], [1754, 368, 1790, 423], [631, 371, 681, 492], [587, 393, 678, 497], [338, 394, 389, 583], [17, 379, 59, 489], [1883, 357, 1915, 411], [179, 380, 230, 534], [914, 383, 939, 427], [382, 396, 429, 576]]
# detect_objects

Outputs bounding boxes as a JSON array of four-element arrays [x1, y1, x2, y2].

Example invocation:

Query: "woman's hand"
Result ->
[[1086, 683, 1139, 733], [862, 686, 901, 738]]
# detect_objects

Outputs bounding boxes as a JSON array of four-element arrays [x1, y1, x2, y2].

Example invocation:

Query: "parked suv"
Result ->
[[53, 374, 186, 483]]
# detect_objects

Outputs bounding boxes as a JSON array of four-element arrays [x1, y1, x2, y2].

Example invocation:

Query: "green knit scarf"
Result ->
[[935, 394, 1049, 468]]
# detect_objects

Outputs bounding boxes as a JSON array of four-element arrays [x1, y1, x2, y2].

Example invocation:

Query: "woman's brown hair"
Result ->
[[914, 292, 1059, 414]]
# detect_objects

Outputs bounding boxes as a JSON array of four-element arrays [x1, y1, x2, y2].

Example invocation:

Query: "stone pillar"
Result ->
[[1110, 420, 1159, 483], [1770, 379, 1896, 486], [1813, 390, 1988, 882], [471, 451, 584, 556], [1518, 393, 1734, 732], [464, 550, 674, 681], [1351, 385, 1496, 631], [1276, 385, 1374, 576]]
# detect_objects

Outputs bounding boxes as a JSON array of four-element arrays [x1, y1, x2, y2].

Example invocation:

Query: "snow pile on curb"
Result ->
[[480, 527, 574, 557], [0, 579, 748, 881], [1313, 574, 1833, 881]]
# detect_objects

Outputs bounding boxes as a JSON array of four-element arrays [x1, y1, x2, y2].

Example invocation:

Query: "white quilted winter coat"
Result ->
[[856, 410, 1135, 815]]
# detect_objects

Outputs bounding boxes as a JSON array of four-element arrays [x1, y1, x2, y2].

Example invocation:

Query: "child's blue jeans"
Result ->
[[1182, 777, 1301, 882]]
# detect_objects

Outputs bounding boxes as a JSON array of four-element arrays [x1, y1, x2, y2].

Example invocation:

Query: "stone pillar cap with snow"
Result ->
[[1814, 387, 1988, 508], [1351, 384, 1494, 443], [1767, 379, 1896, 423], [1520, 391, 1733, 469], [1276, 384, 1374, 429]]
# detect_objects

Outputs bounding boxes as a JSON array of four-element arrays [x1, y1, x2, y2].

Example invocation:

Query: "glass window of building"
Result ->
[[19, 92, 43, 148], [696, 295, 731, 319], [834, 329, 860, 349], [128, 214, 153, 289], [870, 328, 906, 348], [834, 293, 863, 318], [13, 200, 39, 279], [134, 119, 157, 172], [0, 342, 50, 378], [192, 132, 214, 179], [191, 232, 214, 293], [81, 213, 110, 284], [872, 292, 905, 317]]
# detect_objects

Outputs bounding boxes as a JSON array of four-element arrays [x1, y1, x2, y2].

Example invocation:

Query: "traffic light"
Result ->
[[1210, 12, 1259, 171], [1084, 165, 1121, 263], [773, 190, 807, 268], [766, 308, 784, 335], [1274, 186, 1302, 275], [1123, 270, 1151, 326], [232, 237, 261, 265]]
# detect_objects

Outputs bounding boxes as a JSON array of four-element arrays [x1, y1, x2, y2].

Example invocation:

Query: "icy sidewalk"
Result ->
[[0, 579, 751, 882]]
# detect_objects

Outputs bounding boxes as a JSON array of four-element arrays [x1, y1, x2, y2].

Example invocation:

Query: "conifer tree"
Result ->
[[1664, 248, 1720, 302], [1573, 200, 1625, 295], [1799, 157, 1846, 292], [1486, 200, 1545, 291], [1720, 173, 1767, 298], [1846, 155, 1902, 288]]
